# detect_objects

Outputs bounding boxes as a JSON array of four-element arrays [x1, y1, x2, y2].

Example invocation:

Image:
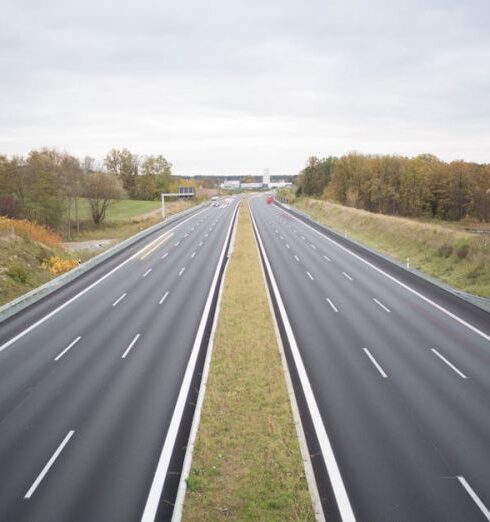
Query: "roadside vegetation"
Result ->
[[295, 153, 490, 222], [277, 152, 490, 299], [0, 218, 77, 306], [0, 199, 194, 307], [72, 198, 161, 222], [183, 202, 313, 521], [0, 146, 204, 306], [0, 147, 198, 239], [291, 198, 490, 298]]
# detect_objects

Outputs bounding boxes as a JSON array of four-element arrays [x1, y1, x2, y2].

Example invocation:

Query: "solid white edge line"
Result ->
[[141, 202, 239, 522], [0, 207, 209, 355], [24, 430, 75, 499], [342, 272, 353, 281], [373, 298, 391, 313], [457, 476, 490, 520], [248, 199, 325, 522], [282, 206, 490, 344], [431, 349, 468, 379], [249, 200, 356, 522], [54, 336, 81, 361], [362, 348, 388, 379], [326, 298, 339, 313], [159, 291, 169, 305], [112, 292, 127, 307], [171, 203, 240, 522], [143, 269, 152, 278], [122, 333, 140, 359]]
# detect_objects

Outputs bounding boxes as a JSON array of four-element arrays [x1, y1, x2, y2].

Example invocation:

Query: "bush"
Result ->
[[7, 263, 28, 283], [0, 195, 22, 218], [0, 217, 61, 246], [455, 240, 470, 259], [36, 246, 52, 264], [41, 256, 78, 275], [437, 244, 453, 258]]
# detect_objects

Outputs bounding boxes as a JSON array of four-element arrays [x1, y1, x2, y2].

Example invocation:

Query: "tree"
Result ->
[[135, 155, 173, 200], [83, 172, 126, 225], [300, 156, 336, 197], [60, 153, 84, 239], [104, 148, 138, 198], [21, 149, 66, 229], [141, 155, 172, 178]]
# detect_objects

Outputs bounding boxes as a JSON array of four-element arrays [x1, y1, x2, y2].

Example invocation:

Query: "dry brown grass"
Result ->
[[295, 198, 490, 298], [0, 216, 62, 246], [183, 201, 313, 521]]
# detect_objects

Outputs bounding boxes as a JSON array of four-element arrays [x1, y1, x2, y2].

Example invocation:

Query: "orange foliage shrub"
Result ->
[[0, 217, 62, 246], [41, 256, 79, 275]]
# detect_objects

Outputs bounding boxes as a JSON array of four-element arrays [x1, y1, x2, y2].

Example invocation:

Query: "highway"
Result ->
[[0, 198, 239, 522], [249, 196, 490, 521]]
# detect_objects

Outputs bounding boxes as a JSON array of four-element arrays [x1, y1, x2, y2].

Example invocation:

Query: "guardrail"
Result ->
[[0, 203, 205, 324], [274, 200, 490, 314]]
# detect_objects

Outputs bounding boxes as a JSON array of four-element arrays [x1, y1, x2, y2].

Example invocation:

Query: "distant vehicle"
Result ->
[[266, 195, 273, 204]]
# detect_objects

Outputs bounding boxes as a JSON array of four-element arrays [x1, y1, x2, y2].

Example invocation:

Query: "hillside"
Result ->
[[0, 218, 77, 306], [0, 199, 194, 307], [292, 198, 490, 299]]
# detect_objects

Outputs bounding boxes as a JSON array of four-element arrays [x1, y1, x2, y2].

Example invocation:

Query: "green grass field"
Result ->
[[69, 198, 161, 222]]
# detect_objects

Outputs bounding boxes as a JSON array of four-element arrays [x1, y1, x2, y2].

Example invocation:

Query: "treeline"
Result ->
[[297, 153, 490, 222], [0, 148, 176, 233]]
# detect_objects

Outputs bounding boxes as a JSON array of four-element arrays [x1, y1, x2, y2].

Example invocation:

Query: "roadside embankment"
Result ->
[[183, 202, 314, 521], [293, 198, 490, 299], [0, 200, 197, 307]]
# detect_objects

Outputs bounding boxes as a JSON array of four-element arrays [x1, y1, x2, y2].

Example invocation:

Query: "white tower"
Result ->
[[263, 168, 270, 187]]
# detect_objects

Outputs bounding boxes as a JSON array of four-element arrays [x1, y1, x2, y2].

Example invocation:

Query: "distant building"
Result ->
[[220, 180, 241, 190], [241, 182, 264, 190], [268, 181, 293, 189]]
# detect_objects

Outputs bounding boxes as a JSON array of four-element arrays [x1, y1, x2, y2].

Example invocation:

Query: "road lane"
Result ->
[[0, 198, 238, 521], [250, 196, 490, 521]]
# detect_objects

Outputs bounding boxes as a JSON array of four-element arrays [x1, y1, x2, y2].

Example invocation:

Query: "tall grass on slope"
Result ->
[[0, 216, 62, 246], [295, 198, 490, 299], [183, 202, 314, 521]]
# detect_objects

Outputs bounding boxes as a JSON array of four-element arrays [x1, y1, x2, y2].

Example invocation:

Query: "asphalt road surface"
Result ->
[[0, 198, 239, 522], [250, 196, 490, 522]]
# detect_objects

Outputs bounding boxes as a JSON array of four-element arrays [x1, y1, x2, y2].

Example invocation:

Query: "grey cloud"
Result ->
[[0, 0, 489, 173]]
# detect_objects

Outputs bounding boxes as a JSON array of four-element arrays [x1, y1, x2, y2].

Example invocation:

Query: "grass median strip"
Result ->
[[183, 201, 314, 521]]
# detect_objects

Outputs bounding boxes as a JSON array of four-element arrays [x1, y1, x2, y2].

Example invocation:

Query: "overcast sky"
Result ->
[[1, 0, 489, 175]]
